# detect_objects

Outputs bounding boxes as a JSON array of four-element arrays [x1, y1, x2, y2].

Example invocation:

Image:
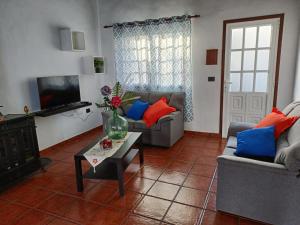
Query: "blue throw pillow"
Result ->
[[126, 100, 149, 120], [235, 126, 276, 159]]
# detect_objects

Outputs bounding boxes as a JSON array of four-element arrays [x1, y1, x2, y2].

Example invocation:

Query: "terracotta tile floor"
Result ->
[[0, 128, 268, 225]]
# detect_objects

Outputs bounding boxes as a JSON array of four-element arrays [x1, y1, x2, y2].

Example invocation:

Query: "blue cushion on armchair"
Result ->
[[235, 126, 276, 159], [126, 100, 149, 120]]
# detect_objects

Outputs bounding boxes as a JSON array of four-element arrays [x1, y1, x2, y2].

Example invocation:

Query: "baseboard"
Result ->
[[41, 127, 220, 152], [41, 125, 103, 152], [184, 130, 221, 138]]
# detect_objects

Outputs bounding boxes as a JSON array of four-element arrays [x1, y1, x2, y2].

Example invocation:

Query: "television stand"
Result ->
[[34, 102, 92, 117]]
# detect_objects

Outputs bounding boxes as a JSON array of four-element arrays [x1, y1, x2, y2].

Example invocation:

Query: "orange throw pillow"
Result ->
[[143, 97, 176, 127], [256, 108, 299, 139]]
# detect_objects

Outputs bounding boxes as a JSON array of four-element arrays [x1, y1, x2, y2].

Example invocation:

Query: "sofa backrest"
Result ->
[[282, 101, 300, 116], [124, 91, 185, 111], [275, 102, 300, 171], [282, 102, 300, 145]]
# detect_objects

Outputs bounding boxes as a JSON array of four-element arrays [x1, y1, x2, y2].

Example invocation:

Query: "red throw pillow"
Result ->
[[143, 97, 176, 127], [256, 108, 299, 139]]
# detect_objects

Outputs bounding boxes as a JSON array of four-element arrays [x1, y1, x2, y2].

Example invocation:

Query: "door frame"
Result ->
[[219, 14, 284, 135]]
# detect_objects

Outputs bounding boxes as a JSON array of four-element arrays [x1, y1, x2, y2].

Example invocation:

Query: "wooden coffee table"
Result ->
[[74, 132, 143, 196]]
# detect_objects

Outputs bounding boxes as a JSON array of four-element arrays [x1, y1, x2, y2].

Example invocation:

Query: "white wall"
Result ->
[[294, 34, 300, 101], [0, 0, 103, 149], [98, 0, 300, 133]]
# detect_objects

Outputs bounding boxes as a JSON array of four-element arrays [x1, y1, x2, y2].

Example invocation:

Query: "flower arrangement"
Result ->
[[96, 82, 139, 140], [96, 82, 139, 111]]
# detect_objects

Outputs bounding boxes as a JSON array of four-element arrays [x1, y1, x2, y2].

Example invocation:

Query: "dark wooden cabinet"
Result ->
[[0, 114, 40, 190]]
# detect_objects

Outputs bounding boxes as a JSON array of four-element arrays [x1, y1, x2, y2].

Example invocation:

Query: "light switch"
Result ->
[[208, 76, 215, 82]]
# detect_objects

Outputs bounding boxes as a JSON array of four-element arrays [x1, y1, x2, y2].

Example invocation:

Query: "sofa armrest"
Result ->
[[157, 111, 182, 124], [217, 154, 291, 175], [227, 121, 255, 138]]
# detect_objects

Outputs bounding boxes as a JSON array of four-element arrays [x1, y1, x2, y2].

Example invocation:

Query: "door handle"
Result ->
[[224, 81, 232, 91]]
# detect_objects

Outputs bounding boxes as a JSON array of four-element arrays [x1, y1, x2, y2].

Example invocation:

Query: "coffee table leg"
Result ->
[[117, 162, 125, 196], [138, 140, 144, 165], [75, 157, 84, 192]]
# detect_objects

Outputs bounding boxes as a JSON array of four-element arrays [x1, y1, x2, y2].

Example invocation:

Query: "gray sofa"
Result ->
[[101, 91, 184, 147], [217, 101, 300, 225]]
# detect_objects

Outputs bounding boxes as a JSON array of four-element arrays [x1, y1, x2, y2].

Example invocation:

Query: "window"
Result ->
[[228, 24, 273, 93], [113, 16, 193, 121]]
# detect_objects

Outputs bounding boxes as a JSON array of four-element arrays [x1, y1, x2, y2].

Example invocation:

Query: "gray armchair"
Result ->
[[101, 91, 185, 147], [217, 102, 300, 225]]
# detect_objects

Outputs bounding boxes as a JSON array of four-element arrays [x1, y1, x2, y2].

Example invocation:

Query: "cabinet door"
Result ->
[[6, 131, 23, 168], [0, 135, 10, 172], [19, 127, 38, 162]]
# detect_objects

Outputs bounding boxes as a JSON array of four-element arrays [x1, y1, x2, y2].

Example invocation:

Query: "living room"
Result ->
[[0, 0, 299, 224]]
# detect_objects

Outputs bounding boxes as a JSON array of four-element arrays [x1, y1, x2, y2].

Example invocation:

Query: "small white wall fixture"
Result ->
[[60, 28, 85, 51], [83, 56, 105, 75]]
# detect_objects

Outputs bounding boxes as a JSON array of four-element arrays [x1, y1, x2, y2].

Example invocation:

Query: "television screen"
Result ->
[[37, 75, 81, 110]]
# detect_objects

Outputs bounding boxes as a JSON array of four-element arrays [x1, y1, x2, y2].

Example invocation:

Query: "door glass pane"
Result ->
[[230, 51, 242, 71], [242, 73, 254, 92], [255, 72, 268, 92], [256, 49, 270, 70], [229, 73, 241, 92], [231, 28, 243, 49], [258, 25, 272, 48], [244, 27, 257, 49], [243, 50, 255, 70]]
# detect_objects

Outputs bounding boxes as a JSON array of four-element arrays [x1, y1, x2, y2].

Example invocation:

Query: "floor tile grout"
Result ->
[[160, 144, 206, 224], [196, 166, 218, 225]]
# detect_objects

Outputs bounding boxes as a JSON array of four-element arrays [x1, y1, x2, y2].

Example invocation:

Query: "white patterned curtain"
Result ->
[[113, 15, 193, 122]]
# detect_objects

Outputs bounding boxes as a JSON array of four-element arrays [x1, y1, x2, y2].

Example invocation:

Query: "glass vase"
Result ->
[[105, 109, 128, 140]]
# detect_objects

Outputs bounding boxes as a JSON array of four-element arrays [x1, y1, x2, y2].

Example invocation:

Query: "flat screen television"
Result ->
[[37, 75, 81, 110]]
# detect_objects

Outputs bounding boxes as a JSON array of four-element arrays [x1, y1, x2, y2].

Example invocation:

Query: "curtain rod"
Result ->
[[103, 14, 200, 28]]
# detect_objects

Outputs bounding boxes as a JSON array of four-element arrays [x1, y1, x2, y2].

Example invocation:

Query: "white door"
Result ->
[[222, 19, 280, 137]]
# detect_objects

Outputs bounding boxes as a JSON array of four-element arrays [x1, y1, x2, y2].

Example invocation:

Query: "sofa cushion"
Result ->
[[123, 91, 185, 113], [143, 97, 176, 127], [126, 118, 146, 130], [148, 92, 172, 104], [227, 136, 237, 149], [125, 91, 150, 102], [223, 147, 236, 156], [126, 117, 160, 131], [236, 126, 276, 159], [169, 92, 185, 111], [132, 119, 148, 129], [122, 103, 132, 115], [127, 100, 149, 120], [256, 108, 299, 139]]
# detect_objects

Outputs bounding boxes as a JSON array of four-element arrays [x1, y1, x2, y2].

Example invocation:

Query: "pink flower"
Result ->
[[101, 85, 111, 96], [111, 96, 122, 108]]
